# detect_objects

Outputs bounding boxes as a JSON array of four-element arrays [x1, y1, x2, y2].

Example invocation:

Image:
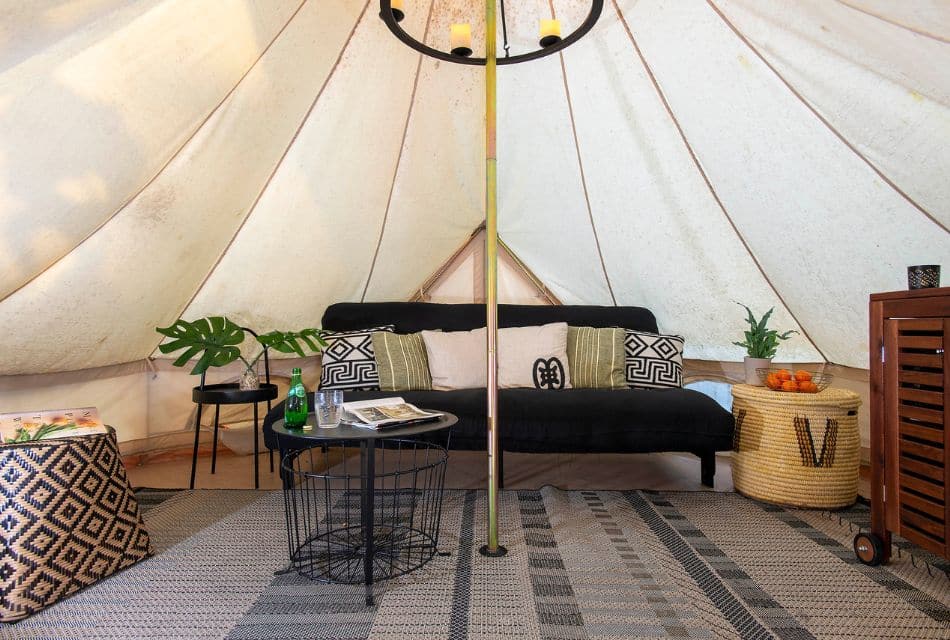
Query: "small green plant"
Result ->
[[732, 302, 797, 359], [156, 316, 327, 376]]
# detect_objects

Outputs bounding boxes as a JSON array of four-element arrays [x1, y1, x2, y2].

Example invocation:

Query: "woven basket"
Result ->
[[731, 384, 861, 509], [0, 428, 152, 622]]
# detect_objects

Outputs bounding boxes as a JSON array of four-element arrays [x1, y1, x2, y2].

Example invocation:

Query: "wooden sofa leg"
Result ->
[[699, 451, 715, 488]]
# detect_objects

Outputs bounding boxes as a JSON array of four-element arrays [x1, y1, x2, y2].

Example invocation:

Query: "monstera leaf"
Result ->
[[156, 316, 245, 375], [258, 328, 327, 358]]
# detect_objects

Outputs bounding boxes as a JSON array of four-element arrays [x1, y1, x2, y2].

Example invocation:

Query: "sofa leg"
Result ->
[[699, 451, 715, 488]]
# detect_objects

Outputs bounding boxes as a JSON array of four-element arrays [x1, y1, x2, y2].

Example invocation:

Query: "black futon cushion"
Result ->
[[261, 302, 733, 456], [262, 387, 732, 454]]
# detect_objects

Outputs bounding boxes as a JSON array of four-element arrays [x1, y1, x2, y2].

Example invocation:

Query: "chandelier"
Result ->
[[379, 0, 604, 65]]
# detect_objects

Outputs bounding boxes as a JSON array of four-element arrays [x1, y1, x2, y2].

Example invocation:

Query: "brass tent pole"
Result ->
[[480, 0, 506, 558]]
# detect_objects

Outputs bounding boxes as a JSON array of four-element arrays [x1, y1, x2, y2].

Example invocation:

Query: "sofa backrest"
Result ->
[[322, 302, 658, 334]]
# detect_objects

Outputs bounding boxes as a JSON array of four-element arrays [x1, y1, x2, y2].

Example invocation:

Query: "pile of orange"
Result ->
[[765, 369, 819, 393]]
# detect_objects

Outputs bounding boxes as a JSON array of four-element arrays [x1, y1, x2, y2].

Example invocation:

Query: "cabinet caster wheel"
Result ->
[[853, 532, 885, 566]]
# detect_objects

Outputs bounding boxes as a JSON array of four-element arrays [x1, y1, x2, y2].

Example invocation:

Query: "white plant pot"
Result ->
[[744, 357, 771, 385]]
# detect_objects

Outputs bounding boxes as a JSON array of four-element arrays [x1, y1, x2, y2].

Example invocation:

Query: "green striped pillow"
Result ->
[[567, 326, 626, 389], [371, 332, 433, 391]]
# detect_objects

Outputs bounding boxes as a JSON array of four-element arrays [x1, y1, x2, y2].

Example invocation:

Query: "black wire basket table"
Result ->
[[272, 413, 456, 605]]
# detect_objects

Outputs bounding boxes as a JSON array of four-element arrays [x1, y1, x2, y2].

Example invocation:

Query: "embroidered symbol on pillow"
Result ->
[[533, 357, 566, 389]]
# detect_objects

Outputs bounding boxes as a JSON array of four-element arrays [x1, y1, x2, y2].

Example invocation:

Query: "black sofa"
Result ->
[[263, 302, 734, 486]]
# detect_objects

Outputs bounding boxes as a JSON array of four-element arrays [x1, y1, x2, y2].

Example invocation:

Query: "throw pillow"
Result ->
[[422, 328, 487, 390], [498, 322, 572, 389], [319, 326, 394, 391], [625, 329, 684, 389], [372, 332, 433, 391], [567, 326, 626, 389]]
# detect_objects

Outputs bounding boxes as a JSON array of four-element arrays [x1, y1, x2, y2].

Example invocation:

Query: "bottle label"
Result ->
[[294, 385, 305, 398]]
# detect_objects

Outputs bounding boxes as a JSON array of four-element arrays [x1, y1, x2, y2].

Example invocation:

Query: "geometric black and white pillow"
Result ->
[[319, 326, 394, 391], [624, 329, 685, 389]]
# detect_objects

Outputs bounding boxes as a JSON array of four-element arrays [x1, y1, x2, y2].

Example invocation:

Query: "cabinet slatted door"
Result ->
[[867, 287, 949, 565], [884, 318, 948, 556]]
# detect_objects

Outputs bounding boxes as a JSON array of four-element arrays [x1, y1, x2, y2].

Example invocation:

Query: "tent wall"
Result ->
[[2, 0, 946, 378], [0, 0, 946, 464]]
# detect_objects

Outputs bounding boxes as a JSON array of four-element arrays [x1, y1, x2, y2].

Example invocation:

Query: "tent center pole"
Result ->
[[480, 0, 506, 559]]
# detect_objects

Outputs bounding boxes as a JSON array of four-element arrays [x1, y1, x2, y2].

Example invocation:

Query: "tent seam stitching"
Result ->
[[361, 0, 438, 303], [833, 0, 950, 45], [556, 40, 618, 306], [159, 0, 370, 351], [611, 0, 829, 362], [706, 0, 949, 235], [0, 0, 312, 307]]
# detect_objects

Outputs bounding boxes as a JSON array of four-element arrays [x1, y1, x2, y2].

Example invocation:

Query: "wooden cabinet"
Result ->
[[864, 287, 949, 563]]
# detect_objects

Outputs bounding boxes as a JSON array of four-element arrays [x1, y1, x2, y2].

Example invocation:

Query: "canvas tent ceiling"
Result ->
[[0, 0, 947, 381]]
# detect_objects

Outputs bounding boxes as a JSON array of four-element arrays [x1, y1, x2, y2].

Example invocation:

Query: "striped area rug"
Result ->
[[3, 489, 948, 639]]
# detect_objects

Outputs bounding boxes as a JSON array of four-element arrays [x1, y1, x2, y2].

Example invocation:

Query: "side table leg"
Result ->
[[211, 404, 221, 474], [361, 439, 376, 606], [253, 402, 260, 490], [190, 403, 204, 490]]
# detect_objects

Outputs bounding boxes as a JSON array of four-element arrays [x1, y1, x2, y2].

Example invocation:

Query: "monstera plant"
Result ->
[[155, 317, 326, 388]]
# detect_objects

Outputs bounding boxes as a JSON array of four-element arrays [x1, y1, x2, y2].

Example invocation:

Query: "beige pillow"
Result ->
[[422, 328, 487, 390], [567, 326, 626, 389], [371, 332, 432, 391], [417, 322, 572, 390], [498, 322, 572, 389]]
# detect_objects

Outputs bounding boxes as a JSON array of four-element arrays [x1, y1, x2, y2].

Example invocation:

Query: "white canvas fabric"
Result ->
[[0, 0, 947, 445]]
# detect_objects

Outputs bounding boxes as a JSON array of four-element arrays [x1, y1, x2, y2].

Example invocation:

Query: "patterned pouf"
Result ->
[[0, 428, 152, 623]]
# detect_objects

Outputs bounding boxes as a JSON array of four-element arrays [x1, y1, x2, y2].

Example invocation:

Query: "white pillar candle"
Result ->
[[540, 19, 561, 41], [450, 23, 472, 52]]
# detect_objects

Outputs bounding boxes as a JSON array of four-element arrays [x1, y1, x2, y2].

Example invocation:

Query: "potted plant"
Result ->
[[155, 316, 326, 389], [733, 303, 798, 385]]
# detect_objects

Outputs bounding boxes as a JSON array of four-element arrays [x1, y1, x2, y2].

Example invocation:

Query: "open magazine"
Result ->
[[0, 407, 107, 444], [342, 397, 443, 429]]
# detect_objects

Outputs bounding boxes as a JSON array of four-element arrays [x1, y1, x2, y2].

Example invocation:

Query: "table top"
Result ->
[[731, 383, 860, 407], [272, 411, 457, 445], [192, 382, 279, 405]]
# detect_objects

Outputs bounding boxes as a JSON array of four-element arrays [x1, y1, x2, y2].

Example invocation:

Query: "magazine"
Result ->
[[342, 397, 443, 429], [0, 407, 107, 444]]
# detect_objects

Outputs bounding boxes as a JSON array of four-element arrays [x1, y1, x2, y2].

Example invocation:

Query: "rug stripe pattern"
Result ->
[[579, 491, 707, 639], [662, 491, 950, 639], [517, 490, 587, 639], [448, 489, 477, 639], [761, 502, 950, 623], [624, 491, 785, 639], [2, 488, 948, 640]]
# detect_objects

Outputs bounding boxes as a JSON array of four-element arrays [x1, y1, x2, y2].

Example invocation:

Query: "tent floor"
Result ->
[[126, 449, 872, 497]]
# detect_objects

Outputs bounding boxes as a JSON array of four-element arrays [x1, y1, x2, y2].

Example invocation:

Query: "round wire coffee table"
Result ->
[[272, 412, 456, 605]]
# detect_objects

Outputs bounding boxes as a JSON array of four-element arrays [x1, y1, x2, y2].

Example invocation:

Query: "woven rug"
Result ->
[[3, 488, 948, 639]]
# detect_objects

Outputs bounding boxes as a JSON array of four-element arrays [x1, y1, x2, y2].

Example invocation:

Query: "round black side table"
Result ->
[[273, 412, 456, 606], [189, 383, 279, 489]]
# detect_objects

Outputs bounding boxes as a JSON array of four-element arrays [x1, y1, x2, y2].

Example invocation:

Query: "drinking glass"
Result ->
[[315, 390, 344, 428]]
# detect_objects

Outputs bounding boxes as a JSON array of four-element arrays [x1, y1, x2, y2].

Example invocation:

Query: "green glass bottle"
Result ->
[[284, 367, 309, 429]]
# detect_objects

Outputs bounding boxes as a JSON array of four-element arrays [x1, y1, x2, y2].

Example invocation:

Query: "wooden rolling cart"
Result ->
[[854, 287, 949, 565]]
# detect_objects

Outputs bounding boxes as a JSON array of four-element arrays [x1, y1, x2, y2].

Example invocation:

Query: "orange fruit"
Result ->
[[766, 373, 782, 389], [781, 380, 799, 392], [799, 381, 818, 393], [794, 370, 812, 382], [776, 369, 792, 381]]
